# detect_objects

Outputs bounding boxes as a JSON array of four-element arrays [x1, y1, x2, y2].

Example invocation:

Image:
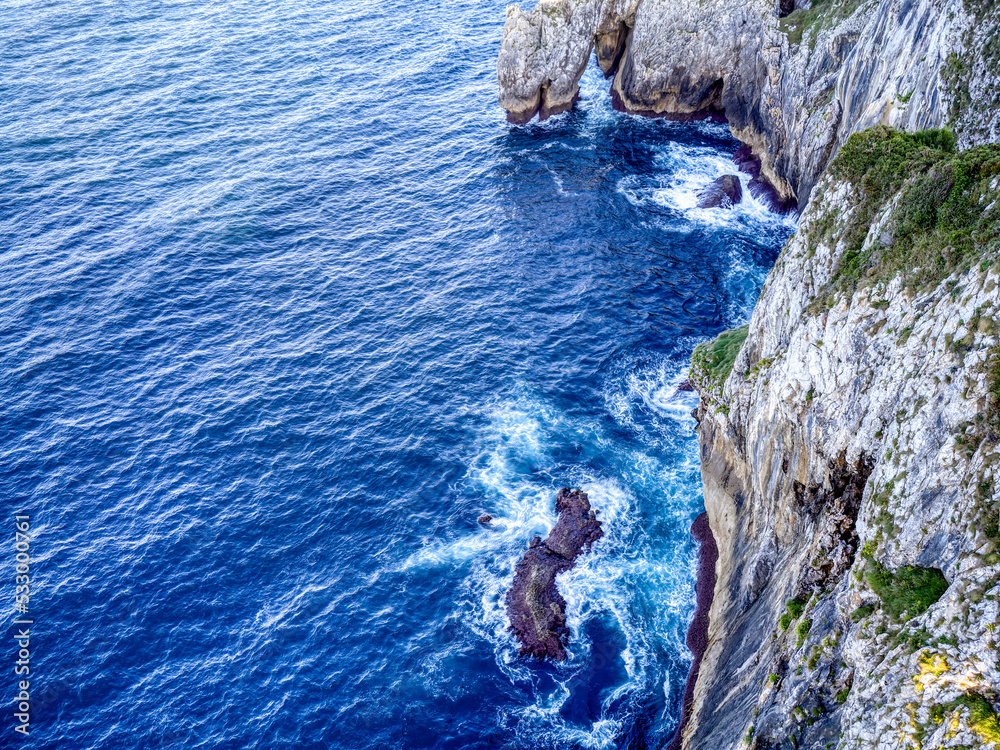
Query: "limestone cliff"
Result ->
[[688, 128, 1000, 750], [497, 0, 642, 123], [496, 4, 1000, 747], [497, 0, 1000, 207]]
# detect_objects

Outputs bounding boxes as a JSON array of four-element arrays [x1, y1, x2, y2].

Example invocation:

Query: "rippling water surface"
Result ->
[[0, 2, 795, 748]]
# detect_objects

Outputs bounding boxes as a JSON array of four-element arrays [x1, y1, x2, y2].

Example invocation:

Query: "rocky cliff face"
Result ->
[[497, 0, 641, 123], [687, 129, 1000, 750], [496, 4, 1000, 748], [497, 0, 1000, 207]]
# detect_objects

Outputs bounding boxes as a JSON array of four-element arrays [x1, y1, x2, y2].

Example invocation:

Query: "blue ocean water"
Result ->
[[0, 1, 795, 748]]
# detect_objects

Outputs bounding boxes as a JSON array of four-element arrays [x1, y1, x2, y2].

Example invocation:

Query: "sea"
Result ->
[[0, 1, 796, 748]]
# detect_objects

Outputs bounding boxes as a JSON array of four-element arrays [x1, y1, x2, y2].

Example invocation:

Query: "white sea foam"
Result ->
[[613, 135, 799, 246], [651, 141, 799, 229], [400, 401, 560, 570], [552, 717, 623, 749], [633, 364, 699, 423], [414, 375, 701, 747]]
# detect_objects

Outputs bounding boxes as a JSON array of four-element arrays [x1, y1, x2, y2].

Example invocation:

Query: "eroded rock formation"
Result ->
[[497, 0, 1000, 208], [498, 0, 642, 123], [505, 488, 603, 660]]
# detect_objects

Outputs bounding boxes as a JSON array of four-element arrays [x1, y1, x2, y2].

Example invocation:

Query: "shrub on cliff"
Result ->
[[862, 555, 949, 621], [795, 618, 812, 647]]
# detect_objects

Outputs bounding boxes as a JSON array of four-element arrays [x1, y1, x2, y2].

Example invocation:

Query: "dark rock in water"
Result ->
[[733, 145, 798, 214], [732, 144, 760, 178], [505, 488, 603, 660], [665, 512, 719, 750], [696, 174, 743, 209], [677, 379, 695, 392], [478, 514, 493, 526]]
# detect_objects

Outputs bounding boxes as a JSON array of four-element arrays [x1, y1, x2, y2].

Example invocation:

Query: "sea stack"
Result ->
[[505, 488, 603, 660]]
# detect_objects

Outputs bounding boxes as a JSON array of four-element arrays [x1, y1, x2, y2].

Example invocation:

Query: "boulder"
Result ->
[[696, 174, 743, 209]]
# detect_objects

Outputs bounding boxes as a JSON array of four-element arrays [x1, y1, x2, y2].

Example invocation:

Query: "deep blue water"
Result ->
[[0, 2, 795, 748]]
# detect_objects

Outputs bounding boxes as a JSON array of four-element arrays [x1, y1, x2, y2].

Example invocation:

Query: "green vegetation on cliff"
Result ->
[[863, 555, 949, 621], [780, 598, 806, 631], [942, 0, 1000, 132], [849, 603, 875, 622], [956, 693, 1000, 744], [778, 0, 870, 49], [930, 693, 1000, 744], [812, 126, 1000, 306], [691, 324, 749, 402], [986, 343, 1000, 436], [795, 618, 812, 647]]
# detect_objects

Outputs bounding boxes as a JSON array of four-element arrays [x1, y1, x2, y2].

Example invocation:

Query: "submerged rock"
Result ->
[[478, 514, 493, 526], [696, 174, 743, 209], [505, 488, 603, 660]]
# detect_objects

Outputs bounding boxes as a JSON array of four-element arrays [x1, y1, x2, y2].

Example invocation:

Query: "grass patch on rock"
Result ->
[[786, 598, 806, 618], [691, 324, 749, 403], [780, 598, 807, 631], [850, 603, 875, 622], [811, 126, 1000, 309]]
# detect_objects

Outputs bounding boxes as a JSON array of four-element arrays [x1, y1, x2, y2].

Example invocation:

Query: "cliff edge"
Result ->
[[496, 2, 1000, 746], [689, 127, 1000, 750]]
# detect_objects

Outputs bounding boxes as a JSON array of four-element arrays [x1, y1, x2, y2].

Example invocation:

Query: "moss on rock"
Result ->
[[691, 324, 749, 402]]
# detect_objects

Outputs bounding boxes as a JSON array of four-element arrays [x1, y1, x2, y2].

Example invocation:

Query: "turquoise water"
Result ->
[[0, 1, 795, 747]]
